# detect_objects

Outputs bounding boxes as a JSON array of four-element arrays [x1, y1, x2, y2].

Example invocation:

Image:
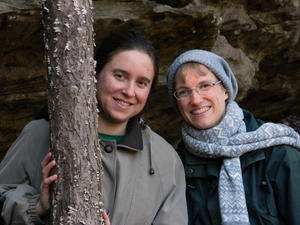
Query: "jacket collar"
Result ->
[[240, 149, 265, 169], [117, 117, 143, 151], [179, 140, 266, 175]]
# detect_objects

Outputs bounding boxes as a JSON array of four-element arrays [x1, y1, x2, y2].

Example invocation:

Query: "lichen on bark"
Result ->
[[41, 0, 104, 224]]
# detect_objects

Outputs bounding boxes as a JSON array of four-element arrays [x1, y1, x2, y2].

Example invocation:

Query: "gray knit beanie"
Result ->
[[166, 49, 238, 108]]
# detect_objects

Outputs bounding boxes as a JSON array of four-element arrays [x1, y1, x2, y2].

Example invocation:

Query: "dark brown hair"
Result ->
[[95, 30, 158, 89]]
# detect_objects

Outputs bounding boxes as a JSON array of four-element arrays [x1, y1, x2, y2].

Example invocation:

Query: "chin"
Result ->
[[111, 116, 130, 123], [102, 112, 128, 124], [193, 122, 214, 130], [197, 126, 210, 130]]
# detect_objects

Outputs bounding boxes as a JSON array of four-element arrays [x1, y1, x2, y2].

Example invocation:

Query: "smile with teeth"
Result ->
[[115, 99, 131, 106], [191, 106, 210, 115]]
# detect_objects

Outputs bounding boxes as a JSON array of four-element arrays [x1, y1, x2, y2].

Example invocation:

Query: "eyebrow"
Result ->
[[112, 68, 152, 84], [139, 77, 151, 84], [112, 68, 128, 75], [176, 79, 213, 89]]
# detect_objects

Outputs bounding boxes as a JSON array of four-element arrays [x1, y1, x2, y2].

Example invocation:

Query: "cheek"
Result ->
[[96, 82, 102, 100], [96, 79, 112, 105], [97, 76, 117, 95], [136, 89, 151, 105], [215, 94, 227, 116], [96, 75, 104, 94], [177, 101, 189, 117], [214, 88, 228, 104]]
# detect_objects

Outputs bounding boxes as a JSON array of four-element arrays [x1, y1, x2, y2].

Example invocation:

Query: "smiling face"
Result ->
[[96, 50, 154, 131], [174, 63, 229, 130]]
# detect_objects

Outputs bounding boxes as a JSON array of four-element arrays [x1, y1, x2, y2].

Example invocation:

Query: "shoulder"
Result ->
[[242, 144, 300, 172], [242, 109, 264, 131], [144, 127, 184, 172], [242, 109, 300, 164], [7, 119, 50, 150], [241, 142, 300, 171], [22, 119, 49, 134], [149, 129, 173, 148], [144, 127, 186, 194], [17, 119, 50, 146], [9, 119, 50, 160], [0, 119, 50, 185], [265, 144, 300, 166], [147, 127, 179, 158]]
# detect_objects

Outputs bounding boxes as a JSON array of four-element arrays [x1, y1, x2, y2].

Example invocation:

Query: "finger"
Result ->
[[41, 152, 52, 169], [102, 211, 110, 225], [40, 174, 58, 193], [42, 159, 56, 180], [44, 174, 58, 185]]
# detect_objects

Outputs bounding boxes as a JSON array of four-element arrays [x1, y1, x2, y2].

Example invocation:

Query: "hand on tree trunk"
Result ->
[[102, 211, 110, 225], [36, 151, 57, 216]]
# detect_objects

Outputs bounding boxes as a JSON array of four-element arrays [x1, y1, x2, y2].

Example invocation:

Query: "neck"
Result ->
[[98, 114, 128, 136]]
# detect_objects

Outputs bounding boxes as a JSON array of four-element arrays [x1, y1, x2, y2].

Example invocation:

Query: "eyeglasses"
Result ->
[[173, 80, 222, 100]]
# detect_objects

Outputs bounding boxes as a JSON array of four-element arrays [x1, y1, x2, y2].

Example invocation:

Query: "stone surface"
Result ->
[[0, 0, 299, 159]]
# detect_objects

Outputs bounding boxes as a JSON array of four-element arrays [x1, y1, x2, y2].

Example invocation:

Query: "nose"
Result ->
[[122, 82, 135, 97], [189, 89, 203, 104]]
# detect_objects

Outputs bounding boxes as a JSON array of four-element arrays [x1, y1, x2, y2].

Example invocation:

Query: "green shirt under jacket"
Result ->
[[176, 110, 300, 225]]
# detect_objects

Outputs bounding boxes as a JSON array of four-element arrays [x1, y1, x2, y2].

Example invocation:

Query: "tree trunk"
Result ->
[[41, 0, 104, 224]]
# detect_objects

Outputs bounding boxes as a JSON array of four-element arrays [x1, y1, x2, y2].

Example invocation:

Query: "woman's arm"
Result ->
[[0, 120, 50, 224], [0, 184, 44, 225]]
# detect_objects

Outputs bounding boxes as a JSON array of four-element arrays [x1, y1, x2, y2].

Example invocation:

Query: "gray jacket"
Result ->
[[0, 118, 187, 225]]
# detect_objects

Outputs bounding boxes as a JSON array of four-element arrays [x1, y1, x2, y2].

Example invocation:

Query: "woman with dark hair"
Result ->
[[0, 31, 188, 225], [166, 49, 300, 225]]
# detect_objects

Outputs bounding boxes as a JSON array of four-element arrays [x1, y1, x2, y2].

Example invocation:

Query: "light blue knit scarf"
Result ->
[[182, 101, 300, 225]]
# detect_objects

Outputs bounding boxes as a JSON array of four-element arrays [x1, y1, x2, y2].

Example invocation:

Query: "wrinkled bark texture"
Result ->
[[42, 0, 104, 224]]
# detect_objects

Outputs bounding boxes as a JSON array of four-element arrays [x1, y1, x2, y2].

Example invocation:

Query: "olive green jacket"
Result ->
[[0, 117, 188, 225], [177, 110, 300, 225]]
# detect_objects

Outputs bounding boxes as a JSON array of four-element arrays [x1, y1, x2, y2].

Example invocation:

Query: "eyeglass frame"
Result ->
[[173, 80, 222, 100]]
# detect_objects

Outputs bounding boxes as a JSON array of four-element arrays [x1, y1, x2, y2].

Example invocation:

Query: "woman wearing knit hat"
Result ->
[[166, 49, 300, 225]]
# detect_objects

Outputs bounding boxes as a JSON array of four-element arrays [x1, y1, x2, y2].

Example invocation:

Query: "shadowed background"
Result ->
[[1, 0, 299, 160]]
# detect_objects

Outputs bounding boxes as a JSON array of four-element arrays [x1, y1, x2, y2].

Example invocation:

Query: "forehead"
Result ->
[[103, 49, 155, 80], [111, 49, 152, 62], [174, 62, 217, 85], [174, 62, 217, 83]]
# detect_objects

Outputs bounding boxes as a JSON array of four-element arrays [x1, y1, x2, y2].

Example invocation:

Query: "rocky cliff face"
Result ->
[[0, 0, 299, 159]]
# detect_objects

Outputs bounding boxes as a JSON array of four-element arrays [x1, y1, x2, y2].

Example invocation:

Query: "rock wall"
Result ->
[[1, 0, 299, 159]]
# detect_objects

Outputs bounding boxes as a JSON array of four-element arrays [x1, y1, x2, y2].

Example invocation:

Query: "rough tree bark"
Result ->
[[41, 0, 104, 224]]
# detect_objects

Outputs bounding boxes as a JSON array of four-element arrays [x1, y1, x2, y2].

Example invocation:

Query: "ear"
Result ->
[[224, 90, 229, 101]]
